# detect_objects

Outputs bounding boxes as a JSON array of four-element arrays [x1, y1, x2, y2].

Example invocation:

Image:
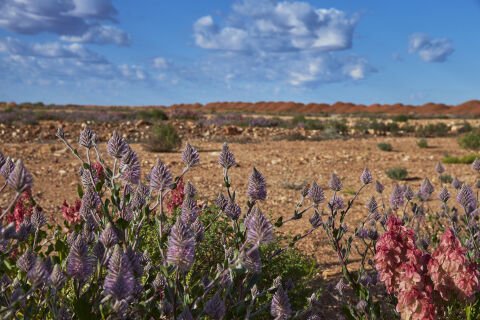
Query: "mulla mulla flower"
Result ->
[[328, 173, 342, 191], [107, 131, 129, 159], [366, 196, 378, 214], [0, 157, 14, 179], [271, 285, 292, 320], [100, 223, 119, 248], [242, 246, 262, 273], [49, 264, 67, 290], [79, 127, 96, 149], [183, 181, 196, 198], [27, 258, 50, 285], [149, 159, 173, 193], [7, 160, 33, 192], [390, 184, 404, 210], [435, 162, 445, 175], [245, 207, 274, 245], [360, 168, 373, 185], [452, 177, 462, 190], [120, 148, 141, 185], [308, 181, 325, 205], [204, 292, 226, 320], [215, 193, 228, 211], [224, 199, 241, 220], [438, 186, 450, 203], [418, 178, 434, 201], [182, 143, 200, 169], [16, 249, 36, 273], [375, 180, 384, 194], [66, 236, 96, 282], [219, 142, 236, 170], [457, 184, 477, 214], [472, 158, 480, 172], [166, 218, 196, 272], [247, 167, 267, 201], [103, 246, 136, 301]]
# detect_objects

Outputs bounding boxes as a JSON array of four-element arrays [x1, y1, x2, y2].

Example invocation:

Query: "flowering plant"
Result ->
[[1, 127, 480, 320]]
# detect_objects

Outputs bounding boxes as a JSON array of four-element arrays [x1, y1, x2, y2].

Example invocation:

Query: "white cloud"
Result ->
[[152, 57, 169, 69], [60, 25, 130, 46], [409, 33, 454, 63], [0, 0, 128, 46], [193, 0, 357, 53]]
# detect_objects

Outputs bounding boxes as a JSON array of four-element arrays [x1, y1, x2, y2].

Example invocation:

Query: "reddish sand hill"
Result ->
[[167, 100, 479, 116]]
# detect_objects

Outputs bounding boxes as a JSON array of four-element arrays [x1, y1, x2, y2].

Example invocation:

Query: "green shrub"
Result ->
[[144, 123, 182, 152], [392, 114, 411, 122], [136, 108, 168, 121], [415, 123, 449, 137], [458, 131, 480, 150], [439, 174, 453, 184], [377, 142, 393, 152], [417, 138, 429, 148], [442, 154, 479, 164], [386, 167, 408, 180]]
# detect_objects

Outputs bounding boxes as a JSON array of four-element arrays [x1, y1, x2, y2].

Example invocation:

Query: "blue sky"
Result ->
[[0, 0, 479, 106]]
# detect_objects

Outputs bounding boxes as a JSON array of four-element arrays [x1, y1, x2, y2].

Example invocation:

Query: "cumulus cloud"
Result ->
[[0, 37, 107, 63], [191, 0, 372, 88], [0, 0, 128, 46], [152, 57, 169, 69], [408, 33, 454, 63], [60, 25, 130, 46], [193, 0, 357, 53]]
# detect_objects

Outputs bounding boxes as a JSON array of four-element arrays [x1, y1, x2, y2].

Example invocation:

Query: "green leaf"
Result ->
[[74, 294, 95, 320], [274, 216, 283, 228], [77, 184, 84, 198], [83, 163, 90, 169]]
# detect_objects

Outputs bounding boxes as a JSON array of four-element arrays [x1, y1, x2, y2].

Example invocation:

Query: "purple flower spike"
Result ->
[[182, 143, 200, 168], [184, 181, 197, 198], [243, 246, 262, 273], [107, 131, 129, 159], [452, 177, 462, 190], [0, 157, 14, 179], [308, 182, 325, 205], [328, 194, 345, 211], [179, 308, 194, 320], [103, 246, 135, 301], [66, 236, 96, 281], [17, 250, 36, 273], [271, 285, 292, 320], [472, 158, 480, 172], [245, 207, 274, 245], [439, 186, 450, 203], [435, 162, 445, 175], [204, 292, 226, 320], [404, 185, 414, 201], [0, 151, 6, 169], [360, 168, 373, 185], [120, 148, 141, 185], [418, 178, 434, 201], [375, 180, 384, 194], [215, 193, 228, 211], [7, 160, 33, 192], [224, 200, 241, 220], [149, 159, 173, 193], [166, 218, 196, 272], [49, 264, 66, 290], [27, 258, 50, 285], [328, 173, 342, 191], [219, 142, 236, 170], [390, 184, 404, 210], [100, 223, 119, 248], [366, 196, 378, 213], [247, 167, 267, 201], [79, 127, 96, 149], [457, 184, 477, 214]]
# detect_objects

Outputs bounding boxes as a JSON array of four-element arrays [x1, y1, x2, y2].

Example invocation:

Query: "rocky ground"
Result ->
[[1, 120, 477, 279]]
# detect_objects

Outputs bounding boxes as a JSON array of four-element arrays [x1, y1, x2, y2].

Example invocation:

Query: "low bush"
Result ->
[[392, 114, 412, 122], [439, 174, 453, 184], [386, 167, 408, 180], [415, 123, 450, 137], [442, 154, 479, 164], [417, 138, 429, 148], [377, 142, 393, 152], [136, 109, 168, 121], [144, 123, 182, 152], [458, 131, 480, 150]]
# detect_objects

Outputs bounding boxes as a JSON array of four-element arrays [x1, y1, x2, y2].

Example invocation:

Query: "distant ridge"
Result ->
[[168, 100, 480, 116]]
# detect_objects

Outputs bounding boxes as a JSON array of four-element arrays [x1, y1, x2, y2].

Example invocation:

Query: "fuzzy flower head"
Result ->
[[224, 200, 241, 220], [472, 158, 480, 172], [204, 292, 226, 320], [271, 285, 292, 320], [360, 168, 373, 185], [390, 184, 404, 210], [120, 148, 141, 185], [79, 127, 96, 149], [418, 178, 434, 201], [403, 185, 414, 201], [435, 162, 445, 175], [182, 143, 200, 169], [438, 187, 450, 203], [366, 196, 378, 214], [149, 159, 173, 193], [245, 207, 274, 245], [428, 229, 480, 301], [0, 157, 15, 179], [103, 246, 136, 301], [66, 236, 96, 282], [328, 173, 342, 191], [166, 218, 196, 272], [7, 160, 33, 192], [107, 131, 129, 159], [457, 184, 477, 214], [308, 181, 325, 205], [328, 194, 345, 211], [219, 142, 236, 170], [247, 167, 267, 201], [375, 180, 384, 194], [452, 177, 462, 190]]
